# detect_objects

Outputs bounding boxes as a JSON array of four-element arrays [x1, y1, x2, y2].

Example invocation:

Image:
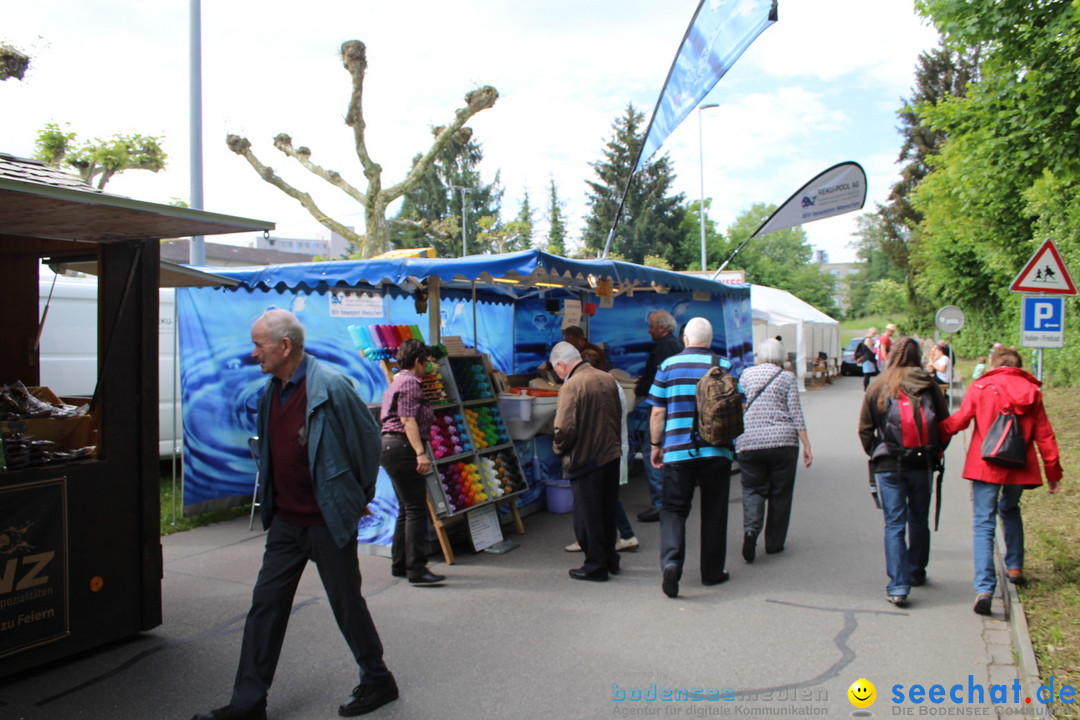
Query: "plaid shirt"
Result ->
[[380, 369, 433, 437]]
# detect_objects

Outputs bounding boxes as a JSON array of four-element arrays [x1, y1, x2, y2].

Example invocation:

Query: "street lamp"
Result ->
[[698, 103, 719, 272]]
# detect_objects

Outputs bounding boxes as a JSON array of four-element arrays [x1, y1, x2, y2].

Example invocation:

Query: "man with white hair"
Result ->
[[647, 316, 735, 598], [550, 341, 624, 581], [193, 309, 396, 720]]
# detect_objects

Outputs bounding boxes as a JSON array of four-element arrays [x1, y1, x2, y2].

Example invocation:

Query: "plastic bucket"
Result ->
[[545, 481, 573, 514]]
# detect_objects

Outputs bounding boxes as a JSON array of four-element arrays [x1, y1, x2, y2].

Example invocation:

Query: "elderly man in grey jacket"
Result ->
[[550, 341, 623, 582], [193, 309, 396, 720]]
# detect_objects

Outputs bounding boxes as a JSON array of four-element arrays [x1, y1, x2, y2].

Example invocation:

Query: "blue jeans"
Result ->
[[876, 469, 932, 595], [971, 481, 1024, 595], [644, 456, 664, 509]]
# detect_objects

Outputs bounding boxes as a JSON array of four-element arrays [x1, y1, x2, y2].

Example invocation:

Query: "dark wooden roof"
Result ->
[[0, 153, 274, 245]]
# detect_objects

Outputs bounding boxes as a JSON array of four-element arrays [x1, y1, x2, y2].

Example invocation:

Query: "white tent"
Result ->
[[750, 284, 840, 390]]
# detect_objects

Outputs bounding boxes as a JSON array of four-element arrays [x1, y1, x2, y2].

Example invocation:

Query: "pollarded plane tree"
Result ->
[[226, 40, 498, 258]]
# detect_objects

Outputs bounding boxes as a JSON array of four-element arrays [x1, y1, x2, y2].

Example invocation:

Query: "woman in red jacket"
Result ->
[[939, 348, 1062, 616]]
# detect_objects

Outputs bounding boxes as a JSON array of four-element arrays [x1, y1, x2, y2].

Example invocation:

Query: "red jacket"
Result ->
[[939, 366, 1063, 486]]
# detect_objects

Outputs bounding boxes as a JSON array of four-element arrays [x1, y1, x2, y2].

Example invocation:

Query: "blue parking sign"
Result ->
[[1021, 296, 1065, 348]]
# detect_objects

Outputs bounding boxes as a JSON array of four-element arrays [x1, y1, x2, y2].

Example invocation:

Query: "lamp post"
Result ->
[[698, 103, 719, 271]]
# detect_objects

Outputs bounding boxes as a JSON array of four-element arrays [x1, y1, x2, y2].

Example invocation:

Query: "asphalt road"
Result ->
[[1, 375, 1042, 720]]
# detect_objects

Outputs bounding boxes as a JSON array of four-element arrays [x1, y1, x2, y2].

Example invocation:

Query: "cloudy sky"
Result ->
[[4, 1, 939, 263]]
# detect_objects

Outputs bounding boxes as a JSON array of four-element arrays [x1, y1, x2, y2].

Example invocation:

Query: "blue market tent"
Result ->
[[177, 250, 752, 544]]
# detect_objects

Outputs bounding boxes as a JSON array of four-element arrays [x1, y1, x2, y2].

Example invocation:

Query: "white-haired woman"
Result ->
[[735, 338, 812, 563]]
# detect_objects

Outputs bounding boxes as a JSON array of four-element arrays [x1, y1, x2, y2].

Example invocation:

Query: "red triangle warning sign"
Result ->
[[1010, 239, 1077, 295]]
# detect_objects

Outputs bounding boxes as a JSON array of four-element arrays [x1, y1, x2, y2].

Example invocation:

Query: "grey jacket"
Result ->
[[256, 354, 381, 548]]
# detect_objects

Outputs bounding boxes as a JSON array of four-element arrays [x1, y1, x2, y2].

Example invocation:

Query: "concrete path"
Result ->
[[1, 376, 1042, 719]]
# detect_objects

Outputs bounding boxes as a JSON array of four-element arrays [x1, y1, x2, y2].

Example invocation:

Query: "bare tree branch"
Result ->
[[226, 134, 364, 248], [227, 39, 497, 258], [273, 133, 366, 205], [383, 86, 498, 203]]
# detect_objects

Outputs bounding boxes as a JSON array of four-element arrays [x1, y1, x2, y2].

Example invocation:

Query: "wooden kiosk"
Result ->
[[0, 156, 272, 680]]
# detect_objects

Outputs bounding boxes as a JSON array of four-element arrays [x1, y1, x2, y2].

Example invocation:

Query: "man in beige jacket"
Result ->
[[550, 341, 623, 581]]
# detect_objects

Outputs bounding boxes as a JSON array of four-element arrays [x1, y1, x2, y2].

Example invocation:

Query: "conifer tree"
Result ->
[[580, 104, 686, 265]]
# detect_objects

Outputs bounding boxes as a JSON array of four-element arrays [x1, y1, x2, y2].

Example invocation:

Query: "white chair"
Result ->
[[248, 436, 261, 530]]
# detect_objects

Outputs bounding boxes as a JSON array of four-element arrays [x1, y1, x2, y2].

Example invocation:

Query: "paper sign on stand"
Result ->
[[561, 299, 582, 329], [468, 503, 504, 552]]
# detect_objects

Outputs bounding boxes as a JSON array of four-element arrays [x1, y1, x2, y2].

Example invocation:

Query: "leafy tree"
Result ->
[[227, 40, 498, 257], [580, 104, 687, 265], [514, 190, 534, 248], [845, 213, 906, 319], [874, 42, 980, 320], [545, 178, 567, 256], [475, 192, 532, 255], [909, 0, 1080, 361], [722, 203, 838, 316], [33, 122, 167, 190], [674, 199, 724, 271]]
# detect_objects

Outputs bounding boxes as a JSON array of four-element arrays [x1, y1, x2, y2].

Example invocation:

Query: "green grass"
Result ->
[[159, 473, 251, 536], [1018, 388, 1080, 712]]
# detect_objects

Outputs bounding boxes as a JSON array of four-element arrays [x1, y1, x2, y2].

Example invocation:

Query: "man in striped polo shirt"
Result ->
[[647, 317, 736, 598]]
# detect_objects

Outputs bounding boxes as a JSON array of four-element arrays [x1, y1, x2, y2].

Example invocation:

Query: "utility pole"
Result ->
[[697, 103, 719, 272]]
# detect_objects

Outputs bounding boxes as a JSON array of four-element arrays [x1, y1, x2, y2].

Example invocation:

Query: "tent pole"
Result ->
[[428, 276, 441, 346], [471, 280, 478, 352]]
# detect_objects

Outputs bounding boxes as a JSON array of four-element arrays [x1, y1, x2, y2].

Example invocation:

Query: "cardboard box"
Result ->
[[2, 386, 97, 452]]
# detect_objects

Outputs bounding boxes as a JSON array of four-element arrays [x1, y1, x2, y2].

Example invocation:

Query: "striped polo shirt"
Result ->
[[647, 347, 737, 464]]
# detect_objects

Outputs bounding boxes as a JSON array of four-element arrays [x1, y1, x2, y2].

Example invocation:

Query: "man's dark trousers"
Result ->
[[569, 458, 621, 576], [230, 517, 390, 710], [660, 457, 732, 584]]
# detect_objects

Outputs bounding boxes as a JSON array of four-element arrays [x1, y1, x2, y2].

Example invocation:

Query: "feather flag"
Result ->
[[635, 0, 778, 171], [712, 161, 868, 277]]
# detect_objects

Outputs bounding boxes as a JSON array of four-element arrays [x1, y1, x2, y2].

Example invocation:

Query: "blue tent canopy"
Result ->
[[204, 249, 747, 298]]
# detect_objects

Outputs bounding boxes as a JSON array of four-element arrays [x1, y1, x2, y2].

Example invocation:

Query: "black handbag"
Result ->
[[980, 385, 1027, 468]]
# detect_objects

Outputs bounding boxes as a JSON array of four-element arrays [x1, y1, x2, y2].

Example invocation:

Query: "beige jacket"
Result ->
[[552, 361, 623, 476]]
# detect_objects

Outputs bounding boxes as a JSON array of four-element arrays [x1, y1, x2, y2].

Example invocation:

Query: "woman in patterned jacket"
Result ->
[[734, 338, 813, 563]]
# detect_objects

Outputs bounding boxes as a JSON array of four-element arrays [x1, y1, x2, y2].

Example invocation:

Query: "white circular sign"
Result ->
[[936, 305, 965, 333]]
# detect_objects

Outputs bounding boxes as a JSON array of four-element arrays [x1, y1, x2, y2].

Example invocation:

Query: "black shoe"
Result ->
[[408, 570, 445, 585], [662, 564, 680, 598], [191, 702, 267, 720], [569, 567, 609, 582], [702, 571, 730, 587], [608, 564, 621, 576], [910, 573, 926, 587], [637, 507, 660, 522], [973, 593, 993, 616], [887, 594, 908, 607], [765, 545, 784, 555], [390, 567, 406, 578], [339, 675, 399, 717], [742, 533, 756, 564]]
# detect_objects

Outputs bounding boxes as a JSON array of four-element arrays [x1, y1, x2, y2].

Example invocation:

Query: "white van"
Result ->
[[37, 268, 182, 459]]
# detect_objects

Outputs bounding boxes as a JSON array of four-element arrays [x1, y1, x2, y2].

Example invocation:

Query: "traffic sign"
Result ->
[[935, 305, 965, 334], [1010, 239, 1077, 295], [1021, 295, 1065, 348]]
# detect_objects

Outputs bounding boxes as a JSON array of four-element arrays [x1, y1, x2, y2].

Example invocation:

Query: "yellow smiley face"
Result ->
[[848, 678, 876, 709]]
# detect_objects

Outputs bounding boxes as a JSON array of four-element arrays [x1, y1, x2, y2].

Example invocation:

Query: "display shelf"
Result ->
[[419, 352, 528, 564]]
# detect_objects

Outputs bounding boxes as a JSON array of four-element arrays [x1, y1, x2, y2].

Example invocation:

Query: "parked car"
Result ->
[[841, 337, 865, 376]]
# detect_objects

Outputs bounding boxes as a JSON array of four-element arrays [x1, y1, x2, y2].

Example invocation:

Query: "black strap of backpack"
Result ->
[[745, 367, 782, 411]]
